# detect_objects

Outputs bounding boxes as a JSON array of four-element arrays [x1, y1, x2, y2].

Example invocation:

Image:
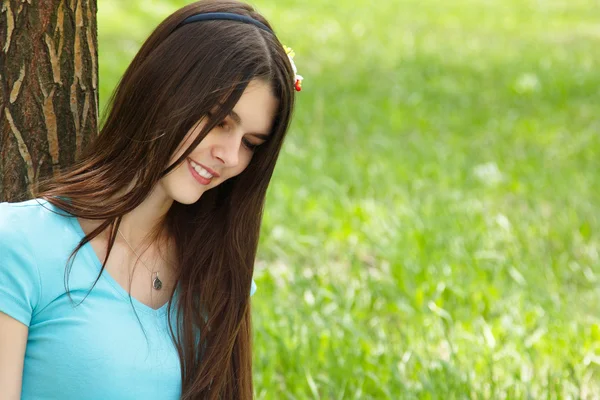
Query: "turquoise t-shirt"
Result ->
[[0, 199, 256, 399]]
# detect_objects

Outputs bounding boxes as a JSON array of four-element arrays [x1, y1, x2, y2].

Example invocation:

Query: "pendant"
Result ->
[[153, 274, 163, 290]]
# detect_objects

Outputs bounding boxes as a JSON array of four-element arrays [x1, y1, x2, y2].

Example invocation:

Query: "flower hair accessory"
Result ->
[[284, 45, 303, 92]]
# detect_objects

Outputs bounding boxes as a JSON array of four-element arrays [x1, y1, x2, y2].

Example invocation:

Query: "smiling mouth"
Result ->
[[187, 159, 214, 186], [188, 159, 215, 179]]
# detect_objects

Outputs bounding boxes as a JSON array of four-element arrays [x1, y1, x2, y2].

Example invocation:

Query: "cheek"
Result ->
[[167, 149, 184, 168], [166, 142, 189, 169], [239, 152, 255, 173], [165, 160, 189, 186], [227, 152, 254, 179], [168, 123, 205, 166]]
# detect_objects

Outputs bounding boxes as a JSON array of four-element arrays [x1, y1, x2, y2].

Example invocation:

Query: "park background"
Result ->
[[98, 0, 599, 398]]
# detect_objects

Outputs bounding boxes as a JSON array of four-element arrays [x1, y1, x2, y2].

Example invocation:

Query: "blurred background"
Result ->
[[99, 0, 600, 398]]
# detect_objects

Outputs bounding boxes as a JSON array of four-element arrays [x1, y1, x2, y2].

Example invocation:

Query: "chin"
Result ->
[[173, 190, 205, 205]]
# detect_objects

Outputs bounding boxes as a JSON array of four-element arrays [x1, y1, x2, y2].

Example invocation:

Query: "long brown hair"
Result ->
[[35, 1, 295, 398]]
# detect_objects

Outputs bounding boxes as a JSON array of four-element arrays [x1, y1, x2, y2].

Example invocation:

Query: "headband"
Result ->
[[176, 12, 303, 91], [178, 12, 272, 32]]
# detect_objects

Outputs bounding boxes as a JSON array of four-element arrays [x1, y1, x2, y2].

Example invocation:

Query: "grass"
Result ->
[[98, 0, 600, 398]]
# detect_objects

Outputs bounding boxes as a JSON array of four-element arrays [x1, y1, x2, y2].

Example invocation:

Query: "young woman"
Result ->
[[0, 1, 302, 399]]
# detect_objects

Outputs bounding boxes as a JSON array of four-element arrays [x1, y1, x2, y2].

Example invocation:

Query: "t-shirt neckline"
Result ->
[[63, 208, 172, 317]]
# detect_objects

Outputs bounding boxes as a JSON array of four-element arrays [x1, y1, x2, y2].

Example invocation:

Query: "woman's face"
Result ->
[[159, 79, 278, 205]]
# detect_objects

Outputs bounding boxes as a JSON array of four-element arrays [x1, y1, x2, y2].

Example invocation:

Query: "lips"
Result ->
[[187, 159, 212, 185], [188, 158, 220, 178]]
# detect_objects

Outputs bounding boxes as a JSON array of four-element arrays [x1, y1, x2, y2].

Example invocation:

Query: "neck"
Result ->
[[118, 185, 173, 244], [77, 182, 174, 248]]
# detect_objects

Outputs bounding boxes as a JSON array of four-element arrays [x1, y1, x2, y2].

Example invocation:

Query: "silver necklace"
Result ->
[[117, 228, 163, 291]]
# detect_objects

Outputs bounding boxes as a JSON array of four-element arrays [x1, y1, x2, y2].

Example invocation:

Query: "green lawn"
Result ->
[[99, 0, 600, 398]]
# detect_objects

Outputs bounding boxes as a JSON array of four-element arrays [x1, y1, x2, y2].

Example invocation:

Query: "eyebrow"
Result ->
[[227, 110, 270, 140]]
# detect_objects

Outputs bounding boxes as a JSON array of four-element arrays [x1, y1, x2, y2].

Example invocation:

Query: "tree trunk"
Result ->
[[0, 0, 98, 202]]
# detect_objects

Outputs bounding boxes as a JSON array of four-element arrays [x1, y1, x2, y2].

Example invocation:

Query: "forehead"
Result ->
[[231, 80, 278, 135]]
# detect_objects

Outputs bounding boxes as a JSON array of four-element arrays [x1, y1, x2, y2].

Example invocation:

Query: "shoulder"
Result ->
[[0, 198, 63, 224], [0, 198, 58, 275], [0, 198, 73, 239], [0, 198, 55, 228], [0, 200, 45, 326], [0, 198, 79, 267], [0, 199, 85, 325], [0, 199, 44, 247]]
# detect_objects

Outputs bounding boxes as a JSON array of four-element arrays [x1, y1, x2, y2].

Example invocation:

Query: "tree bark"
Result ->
[[0, 0, 98, 202]]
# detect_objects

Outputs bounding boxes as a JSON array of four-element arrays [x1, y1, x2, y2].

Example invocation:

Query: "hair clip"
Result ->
[[284, 45, 303, 92]]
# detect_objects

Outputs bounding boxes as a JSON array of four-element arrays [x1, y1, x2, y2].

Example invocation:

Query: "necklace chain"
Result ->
[[117, 228, 163, 290]]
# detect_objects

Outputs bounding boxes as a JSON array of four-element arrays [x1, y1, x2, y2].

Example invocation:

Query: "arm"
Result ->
[[0, 312, 28, 400]]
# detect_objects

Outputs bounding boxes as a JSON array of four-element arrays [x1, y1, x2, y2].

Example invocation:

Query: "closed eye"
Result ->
[[209, 113, 268, 151], [242, 137, 262, 151]]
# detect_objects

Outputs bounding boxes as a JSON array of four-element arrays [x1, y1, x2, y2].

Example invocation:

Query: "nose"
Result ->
[[211, 132, 240, 167]]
